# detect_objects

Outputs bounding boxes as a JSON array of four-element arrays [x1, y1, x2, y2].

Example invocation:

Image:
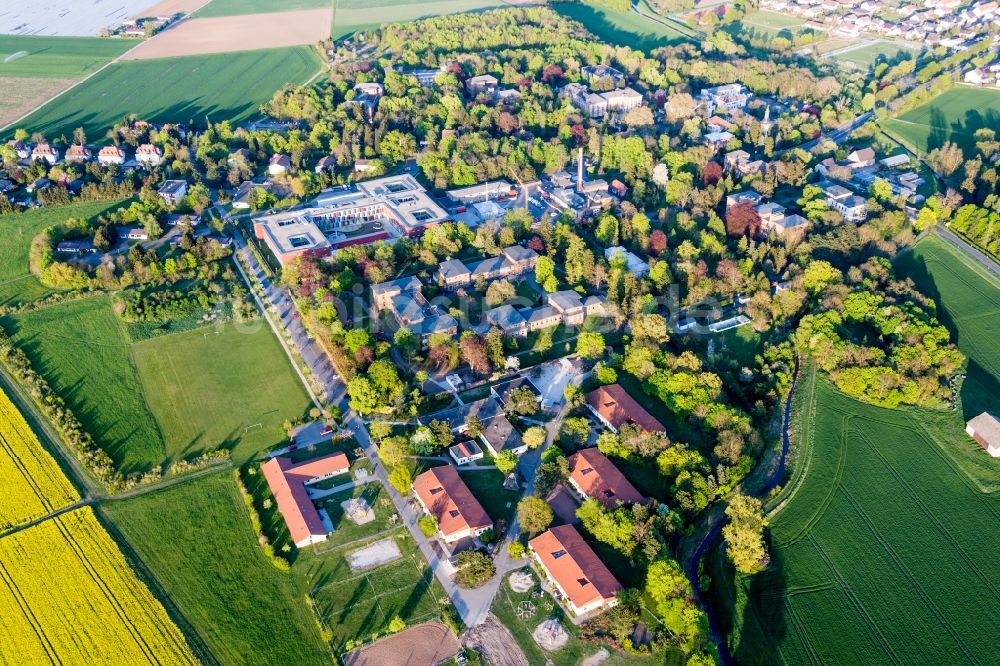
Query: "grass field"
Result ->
[[553, 1, 690, 52], [103, 471, 333, 665], [3, 297, 310, 474], [3, 296, 165, 473], [882, 86, 1000, 156], [11, 46, 322, 140], [0, 507, 197, 663], [0, 386, 79, 531], [194, 0, 330, 17], [458, 468, 520, 526], [895, 234, 1000, 431], [131, 322, 311, 467], [0, 200, 128, 307], [0, 35, 137, 78], [834, 41, 918, 69], [710, 368, 1000, 664], [330, 0, 508, 40]]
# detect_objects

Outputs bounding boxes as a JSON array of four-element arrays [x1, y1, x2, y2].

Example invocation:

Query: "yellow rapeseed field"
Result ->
[[0, 387, 79, 531], [0, 508, 198, 665]]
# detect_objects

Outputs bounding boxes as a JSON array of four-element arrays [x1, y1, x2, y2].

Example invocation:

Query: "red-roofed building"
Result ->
[[412, 466, 492, 542], [568, 448, 645, 508], [529, 524, 622, 616], [587, 384, 664, 434], [261, 452, 350, 547]]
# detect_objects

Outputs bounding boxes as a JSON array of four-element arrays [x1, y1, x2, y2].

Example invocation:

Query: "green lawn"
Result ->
[[0, 200, 128, 307], [0, 35, 138, 78], [315, 482, 398, 549], [834, 41, 918, 69], [458, 468, 521, 526], [194, 0, 331, 17], [882, 86, 1000, 156], [2, 296, 165, 473], [709, 372, 1000, 664], [11, 46, 322, 140], [553, 1, 690, 52], [895, 234, 1000, 432], [4, 297, 310, 474], [132, 322, 311, 467], [102, 471, 334, 666]]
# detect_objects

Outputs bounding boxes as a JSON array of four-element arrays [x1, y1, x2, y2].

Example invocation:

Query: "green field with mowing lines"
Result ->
[[0, 35, 138, 78], [710, 367, 1000, 664], [194, 0, 330, 17], [2, 297, 164, 473], [103, 471, 334, 666], [833, 41, 918, 69], [132, 322, 311, 467], [3, 297, 310, 474], [331, 0, 507, 40], [895, 234, 1000, 434], [11, 46, 322, 140], [554, 1, 690, 52], [882, 86, 1000, 156], [0, 200, 128, 307]]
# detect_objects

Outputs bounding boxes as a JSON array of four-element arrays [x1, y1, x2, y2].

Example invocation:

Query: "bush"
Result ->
[[508, 542, 526, 559], [388, 465, 412, 494], [418, 514, 438, 537]]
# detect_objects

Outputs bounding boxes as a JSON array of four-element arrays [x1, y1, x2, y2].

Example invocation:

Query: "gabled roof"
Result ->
[[413, 466, 492, 538], [587, 384, 664, 433], [968, 412, 1000, 450], [529, 525, 622, 610], [261, 453, 349, 546], [568, 448, 644, 508]]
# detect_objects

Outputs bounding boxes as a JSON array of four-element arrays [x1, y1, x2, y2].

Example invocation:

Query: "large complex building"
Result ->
[[370, 275, 459, 340], [261, 453, 350, 548], [567, 448, 645, 508], [529, 524, 622, 616], [412, 465, 493, 542], [436, 245, 539, 288], [253, 175, 448, 265], [480, 290, 608, 338], [587, 384, 665, 434], [699, 83, 751, 115]]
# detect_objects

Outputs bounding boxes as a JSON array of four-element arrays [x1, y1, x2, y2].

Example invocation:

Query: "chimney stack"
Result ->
[[577, 147, 584, 193]]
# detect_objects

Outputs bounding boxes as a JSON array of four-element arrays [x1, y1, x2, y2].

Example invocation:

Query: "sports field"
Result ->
[[3, 297, 310, 473], [553, 1, 690, 52], [0, 386, 79, 531], [0, 200, 128, 307], [882, 86, 1000, 156], [12, 46, 322, 140], [895, 234, 1000, 429], [833, 41, 918, 69], [132, 322, 311, 466], [103, 471, 332, 665], [0, 507, 197, 664], [710, 367, 1000, 664]]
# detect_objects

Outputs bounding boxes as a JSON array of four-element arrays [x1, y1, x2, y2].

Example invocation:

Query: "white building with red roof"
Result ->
[[261, 452, 350, 547]]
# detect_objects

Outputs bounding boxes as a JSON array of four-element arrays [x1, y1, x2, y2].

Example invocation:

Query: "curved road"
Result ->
[[687, 354, 800, 665]]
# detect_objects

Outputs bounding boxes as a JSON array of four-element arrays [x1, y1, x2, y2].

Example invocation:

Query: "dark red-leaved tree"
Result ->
[[726, 202, 762, 238], [541, 64, 564, 85], [702, 161, 723, 186], [527, 236, 545, 253], [647, 229, 668, 256]]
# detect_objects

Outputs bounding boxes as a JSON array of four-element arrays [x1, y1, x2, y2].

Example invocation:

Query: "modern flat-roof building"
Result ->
[[446, 180, 513, 205], [587, 384, 665, 434], [568, 448, 645, 508], [261, 453, 350, 548], [412, 465, 493, 542], [158, 179, 188, 206], [966, 412, 1000, 457], [529, 524, 622, 616], [253, 211, 333, 266]]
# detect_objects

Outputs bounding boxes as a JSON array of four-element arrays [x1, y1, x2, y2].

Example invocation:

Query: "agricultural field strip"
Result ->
[[781, 598, 820, 666], [806, 534, 903, 665], [768, 365, 819, 514]]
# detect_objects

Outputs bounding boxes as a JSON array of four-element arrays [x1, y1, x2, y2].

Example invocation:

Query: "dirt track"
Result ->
[[121, 9, 332, 60], [134, 0, 211, 18], [462, 616, 529, 666], [343, 622, 460, 666]]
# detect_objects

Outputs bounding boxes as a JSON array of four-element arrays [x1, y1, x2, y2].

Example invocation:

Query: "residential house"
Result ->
[[587, 384, 665, 434], [135, 144, 163, 167], [262, 453, 350, 547], [97, 145, 126, 166], [424, 397, 528, 457], [117, 227, 149, 241], [314, 156, 336, 173], [966, 412, 1000, 457], [704, 131, 735, 150], [7, 140, 29, 160], [31, 144, 59, 165], [64, 145, 91, 163], [269, 154, 291, 175], [491, 376, 542, 411], [567, 448, 645, 508], [412, 466, 493, 542], [824, 184, 868, 222], [846, 148, 876, 169], [466, 74, 499, 96], [726, 190, 762, 209], [609, 179, 628, 198], [157, 179, 188, 206], [449, 440, 485, 466], [529, 525, 622, 616]]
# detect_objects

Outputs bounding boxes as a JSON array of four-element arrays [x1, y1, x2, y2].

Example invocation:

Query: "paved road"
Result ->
[[937, 226, 1000, 280]]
